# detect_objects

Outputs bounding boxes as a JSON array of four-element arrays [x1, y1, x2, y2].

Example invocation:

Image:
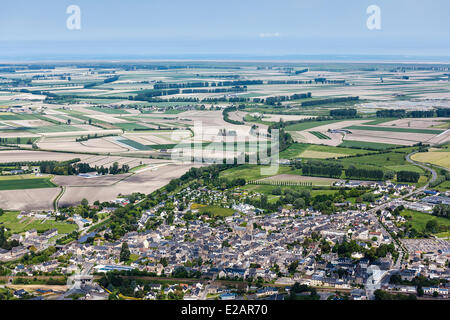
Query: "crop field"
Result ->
[[338, 151, 411, 168], [114, 122, 154, 131], [285, 120, 343, 132], [0, 114, 38, 121], [411, 150, 450, 169], [220, 165, 299, 181], [279, 143, 371, 159], [338, 140, 400, 150], [115, 138, 153, 150], [346, 125, 444, 135], [0, 61, 449, 210], [309, 131, 331, 140], [256, 174, 338, 186], [0, 177, 56, 190], [87, 107, 130, 114], [29, 125, 85, 134]]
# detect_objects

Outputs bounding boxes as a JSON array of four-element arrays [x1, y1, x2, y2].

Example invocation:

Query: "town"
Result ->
[[1, 163, 448, 300]]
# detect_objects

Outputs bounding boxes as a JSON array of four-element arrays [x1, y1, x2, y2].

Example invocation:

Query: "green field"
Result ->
[[401, 210, 450, 238], [220, 164, 298, 181], [279, 143, 371, 159], [346, 125, 444, 135], [385, 165, 425, 174], [364, 118, 397, 125], [285, 120, 343, 131], [30, 125, 85, 134], [0, 178, 56, 190], [116, 138, 153, 150], [339, 140, 401, 150], [0, 211, 77, 235], [197, 205, 235, 217], [0, 137, 38, 145], [338, 151, 412, 168], [87, 107, 130, 114], [115, 122, 152, 131], [309, 131, 331, 140], [0, 114, 37, 120]]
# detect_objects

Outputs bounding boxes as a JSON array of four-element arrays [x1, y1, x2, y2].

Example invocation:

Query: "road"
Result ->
[[406, 151, 439, 187], [364, 151, 439, 299]]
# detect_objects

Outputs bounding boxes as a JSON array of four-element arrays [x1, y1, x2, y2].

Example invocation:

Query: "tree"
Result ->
[[425, 220, 439, 233], [120, 242, 131, 262], [417, 285, 424, 297], [288, 260, 299, 274], [293, 198, 305, 209], [81, 198, 89, 207]]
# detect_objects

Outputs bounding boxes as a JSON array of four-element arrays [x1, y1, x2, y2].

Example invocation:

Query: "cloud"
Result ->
[[259, 32, 280, 38]]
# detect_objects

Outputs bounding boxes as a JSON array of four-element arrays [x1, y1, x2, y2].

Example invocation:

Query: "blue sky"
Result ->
[[0, 0, 449, 59]]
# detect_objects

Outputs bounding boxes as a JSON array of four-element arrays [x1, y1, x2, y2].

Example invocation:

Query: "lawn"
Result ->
[[0, 178, 56, 190], [345, 125, 444, 135], [0, 211, 77, 235]]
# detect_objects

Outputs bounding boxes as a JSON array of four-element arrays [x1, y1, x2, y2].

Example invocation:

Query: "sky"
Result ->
[[0, 0, 449, 61]]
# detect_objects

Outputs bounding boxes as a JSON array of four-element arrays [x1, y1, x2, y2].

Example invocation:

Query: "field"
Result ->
[[285, 120, 342, 132], [0, 177, 56, 191], [87, 107, 130, 114], [115, 138, 153, 151], [401, 210, 450, 238], [280, 143, 371, 159], [114, 123, 153, 131], [0, 211, 77, 235], [338, 140, 400, 150], [411, 150, 450, 169], [257, 174, 337, 186], [1, 61, 450, 210], [196, 205, 235, 217], [346, 125, 444, 135], [338, 149, 425, 173], [309, 131, 331, 140]]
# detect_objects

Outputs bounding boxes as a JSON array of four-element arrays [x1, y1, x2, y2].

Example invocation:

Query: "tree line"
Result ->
[[377, 109, 449, 118], [330, 108, 358, 118], [301, 96, 359, 107]]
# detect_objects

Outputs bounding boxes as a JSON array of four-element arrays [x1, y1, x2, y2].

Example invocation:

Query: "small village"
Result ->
[[1, 179, 449, 301]]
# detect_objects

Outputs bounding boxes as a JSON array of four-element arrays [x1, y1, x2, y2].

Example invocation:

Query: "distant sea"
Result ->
[[1, 40, 450, 63]]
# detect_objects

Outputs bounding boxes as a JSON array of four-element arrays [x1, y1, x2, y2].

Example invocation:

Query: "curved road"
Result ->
[[406, 151, 438, 188]]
